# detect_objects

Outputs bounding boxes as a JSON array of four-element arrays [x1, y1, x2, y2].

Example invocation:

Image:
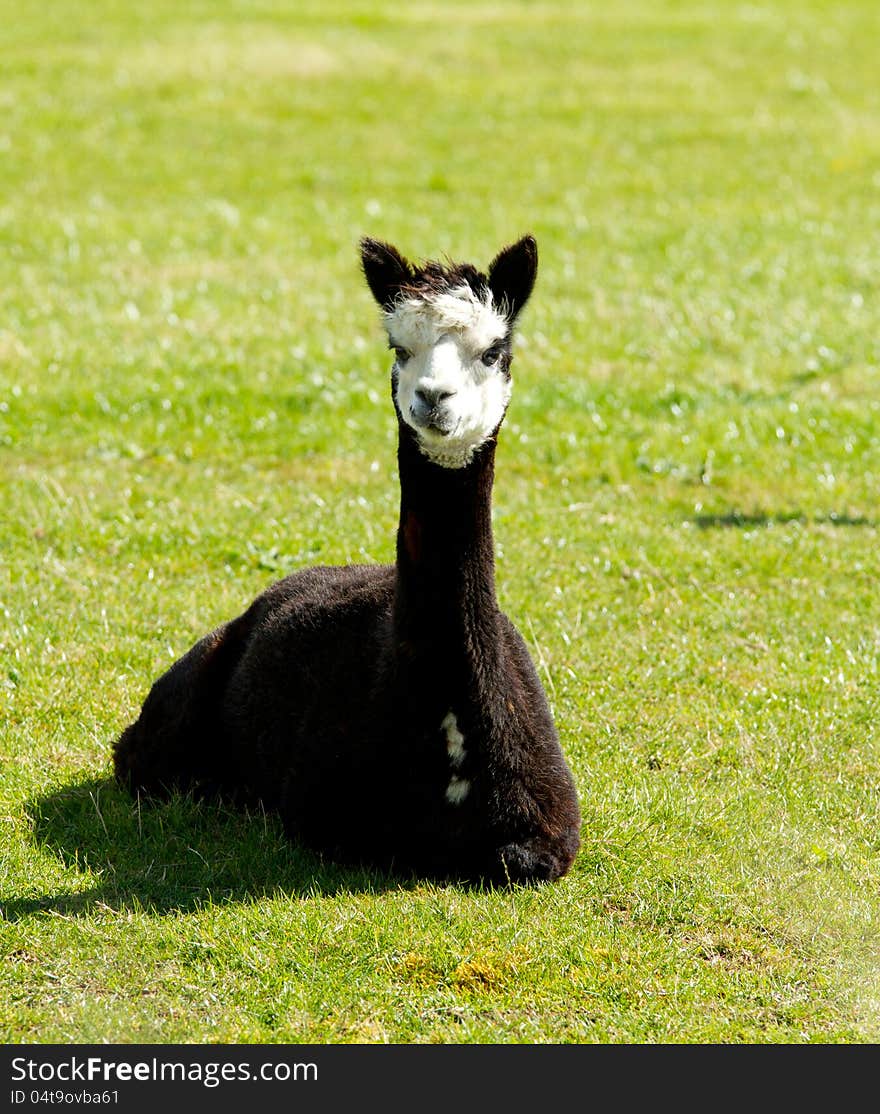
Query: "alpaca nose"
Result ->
[[414, 386, 454, 410]]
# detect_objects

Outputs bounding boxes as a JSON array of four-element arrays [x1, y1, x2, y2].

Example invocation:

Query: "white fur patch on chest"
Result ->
[[441, 711, 470, 804], [441, 710, 466, 767], [445, 776, 471, 805]]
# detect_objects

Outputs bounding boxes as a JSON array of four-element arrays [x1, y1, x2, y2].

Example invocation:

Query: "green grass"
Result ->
[[2, 0, 880, 1043]]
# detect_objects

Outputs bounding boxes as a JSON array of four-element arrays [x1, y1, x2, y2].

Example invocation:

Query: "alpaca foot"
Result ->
[[491, 837, 578, 885]]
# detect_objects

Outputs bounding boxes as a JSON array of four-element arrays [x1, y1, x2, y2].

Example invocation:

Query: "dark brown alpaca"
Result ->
[[114, 236, 581, 883]]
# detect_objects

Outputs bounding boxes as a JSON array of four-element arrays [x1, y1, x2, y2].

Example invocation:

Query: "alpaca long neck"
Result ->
[[393, 423, 500, 656]]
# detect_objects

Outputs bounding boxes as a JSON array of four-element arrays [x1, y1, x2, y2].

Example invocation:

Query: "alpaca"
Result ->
[[114, 235, 581, 884]]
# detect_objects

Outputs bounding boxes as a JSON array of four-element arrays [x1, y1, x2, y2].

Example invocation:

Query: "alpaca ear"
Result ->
[[487, 235, 538, 323], [360, 237, 413, 309]]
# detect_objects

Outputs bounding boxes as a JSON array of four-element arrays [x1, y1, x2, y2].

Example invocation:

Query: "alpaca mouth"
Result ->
[[410, 407, 457, 438]]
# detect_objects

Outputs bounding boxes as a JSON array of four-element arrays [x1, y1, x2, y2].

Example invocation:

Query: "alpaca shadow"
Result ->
[[693, 510, 874, 530], [4, 776, 408, 921]]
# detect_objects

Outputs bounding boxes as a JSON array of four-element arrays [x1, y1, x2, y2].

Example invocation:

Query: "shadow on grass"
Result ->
[[693, 510, 875, 530], [5, 776, 408, 921]]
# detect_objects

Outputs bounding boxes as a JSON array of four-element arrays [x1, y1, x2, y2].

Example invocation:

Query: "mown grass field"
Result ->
[[2, 0, 879, 1043]]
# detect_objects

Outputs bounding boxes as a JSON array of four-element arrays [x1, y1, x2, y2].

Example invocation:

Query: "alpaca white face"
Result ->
[[385, 286, 512, 469]]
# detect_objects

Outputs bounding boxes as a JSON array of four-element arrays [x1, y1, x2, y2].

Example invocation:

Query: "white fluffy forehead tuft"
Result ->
[[385, 284, 508, 351]]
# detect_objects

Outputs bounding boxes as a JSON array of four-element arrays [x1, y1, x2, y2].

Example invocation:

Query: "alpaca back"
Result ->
[[222, 563, 397, 808]]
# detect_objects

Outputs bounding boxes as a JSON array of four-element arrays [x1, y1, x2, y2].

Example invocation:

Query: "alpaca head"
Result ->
[[361, 236, 538, 468]]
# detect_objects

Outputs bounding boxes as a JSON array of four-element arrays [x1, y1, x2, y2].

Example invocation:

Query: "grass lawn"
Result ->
[[2, 0, 879, 1043]]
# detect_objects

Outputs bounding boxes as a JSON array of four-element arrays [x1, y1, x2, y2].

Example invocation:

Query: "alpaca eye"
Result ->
[[392, 345, 412, 363], [480, 345, 502, 366]]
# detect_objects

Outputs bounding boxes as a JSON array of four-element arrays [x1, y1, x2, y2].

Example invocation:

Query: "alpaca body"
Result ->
[[115, 236, 581, 883]]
